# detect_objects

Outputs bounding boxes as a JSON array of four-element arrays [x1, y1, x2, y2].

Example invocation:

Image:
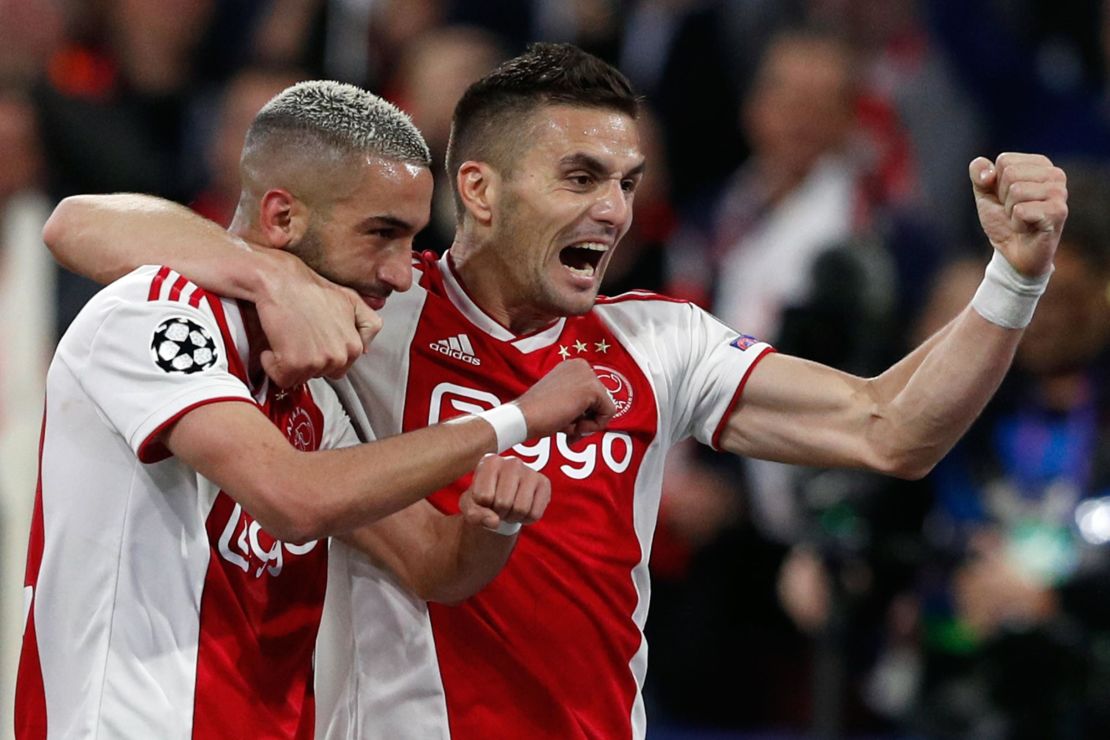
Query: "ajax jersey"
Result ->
[[316, 252, 773, 739], [17, 266, 356, 739]]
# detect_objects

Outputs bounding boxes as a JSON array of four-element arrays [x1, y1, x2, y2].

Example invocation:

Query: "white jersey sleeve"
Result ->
[[596, 296, 773, 450], [54, 265, 255, 462], [673, 303, 774, 448]]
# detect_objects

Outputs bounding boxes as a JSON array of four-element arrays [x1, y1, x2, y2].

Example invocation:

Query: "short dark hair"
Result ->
[[445, 42, 639, 213]]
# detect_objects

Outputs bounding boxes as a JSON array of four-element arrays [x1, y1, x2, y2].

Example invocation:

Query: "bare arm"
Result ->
[[165, 357, 613, 543], [167, 402, 498, 542], [721, 153, 1067, 478], [44, 194, 376, 386], [44, 194, 253, 285], [340, 456, 551, 604]]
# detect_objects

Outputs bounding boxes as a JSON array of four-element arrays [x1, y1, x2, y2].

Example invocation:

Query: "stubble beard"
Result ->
[[495, 193, 597, 322]]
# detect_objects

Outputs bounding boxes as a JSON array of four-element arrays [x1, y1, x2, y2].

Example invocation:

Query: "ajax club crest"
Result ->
[[593, 365, 634, 418]]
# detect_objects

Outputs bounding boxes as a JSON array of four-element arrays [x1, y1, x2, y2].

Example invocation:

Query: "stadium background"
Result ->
[[3, 1, 1110, 737]]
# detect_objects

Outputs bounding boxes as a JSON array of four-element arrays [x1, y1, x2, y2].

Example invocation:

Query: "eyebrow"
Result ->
[[356, 215, 415, 233], [559, 152, 646, 179]]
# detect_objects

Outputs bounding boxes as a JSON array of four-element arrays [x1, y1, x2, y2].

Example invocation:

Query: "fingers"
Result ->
[[465, 455, 550, 530], [977, 152, 1068, 228], [459, 490, 502, 530], [516, 358, 620, 440], [260, 330, 363, 388], [254, 263, 376, 387], [260, 350, 301, 389], [564, 416, 607, 444], [353, 299, 383, 351], [968, 156, 996, 195], [527, 476, 551, 522]]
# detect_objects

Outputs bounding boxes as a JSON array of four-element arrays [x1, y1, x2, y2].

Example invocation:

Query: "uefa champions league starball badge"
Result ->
[[151, 317, 219, 374]]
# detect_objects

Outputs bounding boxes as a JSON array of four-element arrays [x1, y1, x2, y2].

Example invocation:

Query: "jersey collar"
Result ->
[[439, 250, 567, 353]]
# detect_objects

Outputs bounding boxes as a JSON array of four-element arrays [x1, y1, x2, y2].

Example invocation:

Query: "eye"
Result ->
[[568, 173, 594, 188], [368, 228, 397, 239], [621, 178, 637, 193]]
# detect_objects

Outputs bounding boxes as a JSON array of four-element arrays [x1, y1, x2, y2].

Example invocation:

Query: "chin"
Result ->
[[556, 293, 598, 317]]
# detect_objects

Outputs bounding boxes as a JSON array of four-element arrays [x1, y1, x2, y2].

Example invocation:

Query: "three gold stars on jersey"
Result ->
[[557, 338, 610, 360]]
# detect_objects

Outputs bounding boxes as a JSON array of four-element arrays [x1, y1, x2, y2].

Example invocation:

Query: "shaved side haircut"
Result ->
[[237, 80, 431, 218], [445, 43, 639, 217], [248, 80, 430, 168]]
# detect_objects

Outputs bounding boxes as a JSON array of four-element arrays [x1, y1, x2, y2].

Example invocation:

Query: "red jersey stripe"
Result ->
[[204, 295, 249, 384], [148, 266, 172, 301], [15, 409, 50, 739], [168, 275, 190, 302]]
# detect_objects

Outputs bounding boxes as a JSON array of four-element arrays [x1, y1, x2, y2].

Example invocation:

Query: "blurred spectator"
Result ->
[[645, 443, 811, 733], [654, 27, 940, 736], [363, 0, 445, 90], [450, 0, 621, 59], [910, 162, 1110, 739], [809, 0, 984, 249], [249, 0, 325, 72], [0, 0, 64, 84], [33, 0, 219, 334], [705, 28, 868, 343], [621, 0, 788, 208], [0, 84, 53, 738], [190, 66, 305, 227], [36, 0, 216, 199], [667, 28, 904, 542], [389, 25, 505, 253], [0, 88, 42, 205]]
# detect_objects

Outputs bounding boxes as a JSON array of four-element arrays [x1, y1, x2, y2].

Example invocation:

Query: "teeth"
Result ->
[[566, 264, 596, 277], [575, 242, 609, 252]]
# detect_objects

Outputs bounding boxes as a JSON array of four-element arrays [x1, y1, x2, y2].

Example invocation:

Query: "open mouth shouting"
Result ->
[[559, 241, 609, 279]]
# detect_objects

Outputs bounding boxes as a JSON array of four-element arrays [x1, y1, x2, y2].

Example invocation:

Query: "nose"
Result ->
[[591, 178, 631, 229], [378, 247, 413, 293]]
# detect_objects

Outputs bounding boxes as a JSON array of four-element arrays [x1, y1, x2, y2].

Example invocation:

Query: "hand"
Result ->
[[970, 152, 1068, 278], [777, 547, 831, 634], [460, 455, 552, 531], [514, 358, 618, 442], [954, 530, 1057, 638], [252, 250, 382, 387]]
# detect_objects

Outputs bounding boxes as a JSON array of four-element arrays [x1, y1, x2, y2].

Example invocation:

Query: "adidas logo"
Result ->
[[430, 333, 482, 366]]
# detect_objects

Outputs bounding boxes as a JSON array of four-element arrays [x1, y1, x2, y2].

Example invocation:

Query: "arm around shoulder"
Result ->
[[43, 194, 244, 285]]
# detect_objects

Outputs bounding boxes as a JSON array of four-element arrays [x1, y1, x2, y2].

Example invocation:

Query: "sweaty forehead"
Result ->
[[333, 156, 432, 222], [525, 105, 642, 168]]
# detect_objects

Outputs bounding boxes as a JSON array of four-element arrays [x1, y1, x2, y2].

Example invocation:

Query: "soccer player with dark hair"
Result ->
[[44, 44, 1068, 739]]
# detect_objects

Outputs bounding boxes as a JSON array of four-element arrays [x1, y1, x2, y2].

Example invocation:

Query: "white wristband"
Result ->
[[484, 520, 523, 536], [971, 251, 1052, 329], [474, 403, 529, 454]]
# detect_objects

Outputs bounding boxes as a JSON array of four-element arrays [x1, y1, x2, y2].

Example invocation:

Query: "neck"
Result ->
[[449, 235, 556, 336]]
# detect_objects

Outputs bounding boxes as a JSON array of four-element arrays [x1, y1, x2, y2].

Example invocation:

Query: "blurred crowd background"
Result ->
[[3, 0, 1110, 738]]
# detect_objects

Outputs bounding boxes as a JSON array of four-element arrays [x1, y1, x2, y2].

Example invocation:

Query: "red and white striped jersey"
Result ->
[[17, 265, 357, 739], [316, 252, 773, 739]]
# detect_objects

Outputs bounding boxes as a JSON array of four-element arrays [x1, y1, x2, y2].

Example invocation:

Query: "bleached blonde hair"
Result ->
[[244, 80, 430, 170]]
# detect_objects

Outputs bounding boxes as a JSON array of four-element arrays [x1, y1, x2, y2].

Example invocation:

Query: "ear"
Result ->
[[258, 189, 309, 249], [456, 161, 499, 226]]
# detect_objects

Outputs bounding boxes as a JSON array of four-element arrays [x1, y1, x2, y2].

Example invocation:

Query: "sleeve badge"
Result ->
[[150, 317, 219, 374]]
